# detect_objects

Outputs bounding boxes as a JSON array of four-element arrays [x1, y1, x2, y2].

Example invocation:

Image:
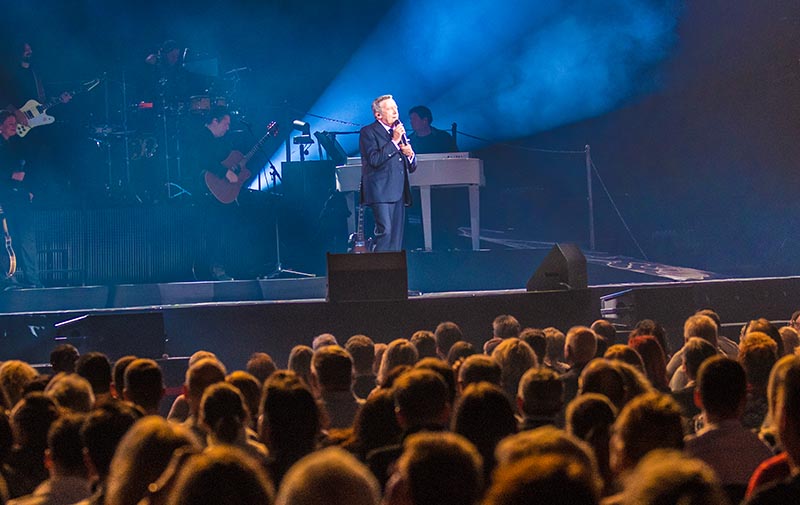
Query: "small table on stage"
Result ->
[[336, 153, 485, 251]]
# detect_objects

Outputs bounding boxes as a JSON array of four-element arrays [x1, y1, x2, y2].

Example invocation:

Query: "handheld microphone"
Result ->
[[393, 120, 409, 145]]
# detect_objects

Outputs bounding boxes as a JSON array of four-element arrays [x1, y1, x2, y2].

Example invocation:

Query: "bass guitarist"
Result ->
[[0, 111, 40, 288]]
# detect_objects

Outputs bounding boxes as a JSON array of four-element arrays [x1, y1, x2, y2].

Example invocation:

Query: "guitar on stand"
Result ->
[[204, 121, 278, 204], [15, 78, 100, 138], [348, 204, 374, 253]]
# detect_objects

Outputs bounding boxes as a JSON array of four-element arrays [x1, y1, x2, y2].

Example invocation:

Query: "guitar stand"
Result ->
[[166, 182, 192, 199]]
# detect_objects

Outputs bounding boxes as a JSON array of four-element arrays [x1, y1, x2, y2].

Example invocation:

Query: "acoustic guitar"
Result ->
[[204, 121, 278, 204]]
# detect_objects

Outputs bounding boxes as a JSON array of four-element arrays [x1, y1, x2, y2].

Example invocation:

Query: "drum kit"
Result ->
[[85, 48, 246, 201]]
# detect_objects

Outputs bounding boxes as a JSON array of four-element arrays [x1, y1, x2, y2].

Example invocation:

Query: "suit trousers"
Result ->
[[370, 201, 405, 252]]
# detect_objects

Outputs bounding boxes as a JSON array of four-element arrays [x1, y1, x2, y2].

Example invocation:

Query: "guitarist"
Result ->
[[184, 106, 237, 280], [3, 41, 72, 129], [0, 111, 41, 288]]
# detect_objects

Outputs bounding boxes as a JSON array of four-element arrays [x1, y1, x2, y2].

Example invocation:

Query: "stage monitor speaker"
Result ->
[[327, 252, 408, 302], [526, 243, 587, 291], [54, 312, 166, 360]]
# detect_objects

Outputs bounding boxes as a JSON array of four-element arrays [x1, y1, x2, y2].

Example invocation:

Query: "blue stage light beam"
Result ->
[[256, 0, 682, 188]]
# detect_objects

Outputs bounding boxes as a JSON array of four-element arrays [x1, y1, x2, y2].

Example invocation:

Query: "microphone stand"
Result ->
[[263, 160, 315, 279]]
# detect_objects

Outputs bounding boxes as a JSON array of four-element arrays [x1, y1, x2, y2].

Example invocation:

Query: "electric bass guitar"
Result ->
[[205, 121, 278, 204], [0, 205, 16, 279], [348, 204, 373, 253], [15, 78, 100, 138]]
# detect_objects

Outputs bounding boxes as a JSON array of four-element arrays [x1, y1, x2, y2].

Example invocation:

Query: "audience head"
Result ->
[[603, 344, 645, 373], [696, 356, 747, 420], [226, 371, 261, 429], [390, 432, 483, 505], [766, 354, 800, 433], [288, 345, 314, 388], [312, 333, 338, 350], [457, 354, 502, 391], [50, 344, 80, 374], [452, 382, 516, 476], [185, 357, 226, 415], [629, 319, 669, 356], [311, 345, 353, 393], [188, 350, 218, 367], [493, 314, 521, 339], [245, 352, 277, 385], [614, 361, 654, 405], [519, 328, 547, 364], [744, 318, 784, 357], [620, 449, 728, 505], [682, 337, 718, 381], [76, 352, 112, 397], [105, 416, 198, 505], [610, 392, 684, 475], [627, 336, 669, 391], [779, 326, 800, 356], [345, 334, 376, 376], [410, 331, 438, 360], [434, 321, 462, 358], [168, 445, 274, 505], [739, 331, 778, 389], [80, 400, 143, 480], [544, 327, 567, 365], [111, 355, 137, 399], [0, 360, 39, 408], [492, 338, 537, 399], [393, 368, 450, 429], [566, 393, 617, 486], [346, 387, 402, 459], [276, 447, 379, 505], [124, 358, 165, 414], [484, 453, 599, 505], [683, 315, 718, 346], [46, 413, 88, 477], [591, 319, 617, 345], [495, 426, 600, 493], [774, 356, 800, 466], [200, 382, 249, 444], [259, 371, 320, 456], [446, 341, 476, 366], [578, 359, 627, 411], [565, 327, 598, 366], [10, 392, 60, 449], [415, 357, 456, 405], [44, 372, 95, 412], [378, 339, 418, 385], [517, 367, 563, 419]]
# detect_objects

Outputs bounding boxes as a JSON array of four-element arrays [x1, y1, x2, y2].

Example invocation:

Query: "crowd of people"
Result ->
[[0, 310, 797, 505]]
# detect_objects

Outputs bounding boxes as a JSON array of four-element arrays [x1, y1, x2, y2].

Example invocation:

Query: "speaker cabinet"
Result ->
[[327, 252, 408, 302], [526, 243, 587, 291]]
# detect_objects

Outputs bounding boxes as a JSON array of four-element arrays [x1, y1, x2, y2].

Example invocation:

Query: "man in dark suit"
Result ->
[[359, 94, 416, 251]]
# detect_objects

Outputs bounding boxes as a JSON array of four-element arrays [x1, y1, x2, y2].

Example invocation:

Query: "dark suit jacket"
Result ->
[[359, 120, 416, 205]]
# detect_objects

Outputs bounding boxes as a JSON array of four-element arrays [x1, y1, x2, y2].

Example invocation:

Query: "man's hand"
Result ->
[[13, 110, 28, 126], [60, 92, 73, 104], [391, 123, 406, 144], [225, 169, 238, 183], [400, 143, 414, 158], [11, 171, 25, 182]]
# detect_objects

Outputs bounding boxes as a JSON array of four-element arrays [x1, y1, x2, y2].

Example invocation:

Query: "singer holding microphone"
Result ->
[[359, 94, 417, 252]]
